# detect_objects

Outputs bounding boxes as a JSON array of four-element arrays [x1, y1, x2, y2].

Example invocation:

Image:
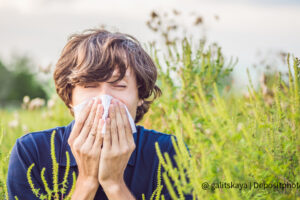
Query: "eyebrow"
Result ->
[[111, 74, 129, 81], [84, 74, 129, 85]]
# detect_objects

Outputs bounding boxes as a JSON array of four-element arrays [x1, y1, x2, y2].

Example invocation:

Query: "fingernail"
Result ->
[[116, 100, 121, 106]]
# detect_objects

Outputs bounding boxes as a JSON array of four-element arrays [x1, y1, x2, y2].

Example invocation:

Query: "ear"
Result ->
[[138, 99, 144, 107]]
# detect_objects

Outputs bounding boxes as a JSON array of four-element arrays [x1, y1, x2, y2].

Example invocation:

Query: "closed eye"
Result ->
[[84, 86, 126, 88], [84, 86, 97, 88], [83, 84, 126, 88]]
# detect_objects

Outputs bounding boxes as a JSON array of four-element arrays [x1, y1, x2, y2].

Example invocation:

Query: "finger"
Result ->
[[93, 106, 105, 151], [76, 98, 99, 145], [103, 118, 111, 149], [119, 102, 135, 151], [68, 98, 94, 145], [109, 103, 119, 147], [115, 101, 128, 148], [83, 102, 101, 148]]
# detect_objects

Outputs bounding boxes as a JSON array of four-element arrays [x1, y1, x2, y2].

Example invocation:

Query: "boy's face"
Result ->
[[70, 67, 143, 121]]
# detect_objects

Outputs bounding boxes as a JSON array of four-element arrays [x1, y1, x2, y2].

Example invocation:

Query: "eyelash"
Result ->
[[84, 85, 126, 88]]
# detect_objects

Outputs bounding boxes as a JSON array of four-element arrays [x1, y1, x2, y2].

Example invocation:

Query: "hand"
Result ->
[[68, 97, 104, 185], [98, 99, 136, 189]]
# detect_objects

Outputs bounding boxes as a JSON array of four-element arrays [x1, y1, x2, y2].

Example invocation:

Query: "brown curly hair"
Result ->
[[53, 28, 162, 123]]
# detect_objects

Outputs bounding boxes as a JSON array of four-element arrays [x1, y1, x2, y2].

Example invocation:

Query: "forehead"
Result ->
[[112, 66, 133, 79]]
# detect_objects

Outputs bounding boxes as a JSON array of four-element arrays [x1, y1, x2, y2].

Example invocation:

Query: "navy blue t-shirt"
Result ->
[[7, 120, 192, 200]]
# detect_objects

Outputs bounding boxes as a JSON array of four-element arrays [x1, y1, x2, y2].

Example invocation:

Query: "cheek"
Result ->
[[72, 89, 97, 105], [72, 88, 85, 106], [116, 97, 138, 119]]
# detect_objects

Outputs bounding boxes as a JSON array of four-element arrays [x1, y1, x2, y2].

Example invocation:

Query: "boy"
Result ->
[[7, 29, 192, 199]]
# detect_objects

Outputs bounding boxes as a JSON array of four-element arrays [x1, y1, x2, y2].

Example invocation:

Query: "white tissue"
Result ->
[[73, 94, 137, 135]]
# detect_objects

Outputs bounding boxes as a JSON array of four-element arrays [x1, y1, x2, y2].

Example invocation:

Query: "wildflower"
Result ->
[[237, 123, 243, 132], [23, 96, 30, 104], [22, 96, 30, 109], [22, 124, 29, 133], [28, 98, 45, 110], [204, 129, 212, 135], [47, 99, 55, 109], [8, 119, 19, 129]]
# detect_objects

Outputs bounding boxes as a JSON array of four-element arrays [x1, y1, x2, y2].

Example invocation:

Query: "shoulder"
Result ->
[[136, 125, 177, 155], [17, 124, 66, 149], [136, 125, 191, 158], [11, 123, 70, 166]]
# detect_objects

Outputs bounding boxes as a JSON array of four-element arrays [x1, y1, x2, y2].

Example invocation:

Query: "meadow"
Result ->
[[0, 36, 299, 200]]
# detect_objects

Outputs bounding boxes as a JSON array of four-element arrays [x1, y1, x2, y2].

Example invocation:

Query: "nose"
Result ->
[[96, 83, 117, 102], [98, 83, 110, 96]]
